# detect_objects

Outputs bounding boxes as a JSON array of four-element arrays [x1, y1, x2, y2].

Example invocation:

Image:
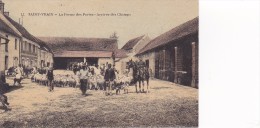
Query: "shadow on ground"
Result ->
[[4, 86, 24, 94]]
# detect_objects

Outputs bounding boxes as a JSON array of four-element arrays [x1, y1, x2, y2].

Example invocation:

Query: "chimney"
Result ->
[[0, 0, 4, 14], [4, 11, 9, 16]]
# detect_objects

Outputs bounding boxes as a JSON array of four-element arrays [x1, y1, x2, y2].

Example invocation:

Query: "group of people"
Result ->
[[69, 62, 117, 96], [10, 65, 54, 91], [9, 59, 151, 96], [69, 62, 110, 77], [1, 59, 150, 112]]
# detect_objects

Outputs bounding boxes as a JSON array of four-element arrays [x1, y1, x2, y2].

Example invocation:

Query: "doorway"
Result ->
[[5, 56, 8, 70], [145, 60, 149, 68]]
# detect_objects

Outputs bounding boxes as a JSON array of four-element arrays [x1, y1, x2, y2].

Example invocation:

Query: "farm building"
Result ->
[[0, 0, 53, 70], [39, 37, 127, 70], [137, 17, 198, 88], [117, 35, 151, 72], [0, 14, 21, 71], [121, 35, 150, 57], [3, 14, 53, 69]]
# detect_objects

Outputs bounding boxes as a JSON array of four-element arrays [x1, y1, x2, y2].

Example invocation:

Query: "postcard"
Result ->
[[0, 0, 198, 127]]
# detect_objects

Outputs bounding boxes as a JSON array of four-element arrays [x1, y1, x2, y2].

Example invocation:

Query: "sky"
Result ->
[[2, 0, 198, 48]]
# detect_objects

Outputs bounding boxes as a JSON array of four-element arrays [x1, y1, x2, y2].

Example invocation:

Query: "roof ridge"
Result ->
[[0, 13, 21, 37], [4, 15, 37, 41], [137, 17, 198, 55], [37, 36, 116, 40], [121, 35, 145, 50]]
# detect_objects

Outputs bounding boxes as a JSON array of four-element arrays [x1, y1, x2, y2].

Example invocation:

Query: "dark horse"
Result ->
[[127, 60, 149, 93]]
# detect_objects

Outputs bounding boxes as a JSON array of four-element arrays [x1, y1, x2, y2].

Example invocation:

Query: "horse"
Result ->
[[127, 60, 150, 93], [137, 67, 150, 93]]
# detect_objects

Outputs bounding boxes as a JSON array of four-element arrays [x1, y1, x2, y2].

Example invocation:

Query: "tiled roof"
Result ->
[[38, 37, 118, 53], [0, 33, 9, 40], [4, 15, 38, 43], [33, 37, 52, 53], [138, 17, 198, 54], [121, 35, 144, 50], [54, 50, 112, 58], [0, 18, 20, 37], [3, 15, 51, 52], [114, 49, 128, 58]]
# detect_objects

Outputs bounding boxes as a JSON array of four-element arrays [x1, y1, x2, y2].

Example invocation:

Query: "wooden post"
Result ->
[[0, 39, 2, 72], [174, 47, 178, 83], [191, 42, 196, 87], [163, 49, 166, 80]]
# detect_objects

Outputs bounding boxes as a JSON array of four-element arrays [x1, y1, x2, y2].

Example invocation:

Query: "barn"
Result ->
[[136, 17, 198, 88], [39, 37, 126, 69]]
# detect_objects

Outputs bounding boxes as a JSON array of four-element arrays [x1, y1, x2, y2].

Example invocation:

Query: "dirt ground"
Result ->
[[0, 74, 198, 127]]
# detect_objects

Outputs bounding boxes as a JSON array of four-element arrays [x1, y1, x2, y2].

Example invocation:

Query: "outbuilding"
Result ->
[[137, 17, 198, 88], [39, 37, 126, 69]]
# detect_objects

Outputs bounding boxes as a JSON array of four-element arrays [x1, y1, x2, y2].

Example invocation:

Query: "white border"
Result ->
[[200, 0, 260, 127]]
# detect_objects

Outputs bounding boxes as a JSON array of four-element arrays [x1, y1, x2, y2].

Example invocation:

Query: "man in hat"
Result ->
[[138, 58, 146, 69], [46, 66, 54, 92], [79, 66, 88, 95], [104, 64, 116, 95]]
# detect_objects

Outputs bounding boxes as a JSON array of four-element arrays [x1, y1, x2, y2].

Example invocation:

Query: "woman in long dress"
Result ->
[[13, 65, 23, 86]]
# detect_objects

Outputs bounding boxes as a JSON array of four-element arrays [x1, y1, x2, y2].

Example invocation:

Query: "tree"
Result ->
[[110, 32, 118, 39]]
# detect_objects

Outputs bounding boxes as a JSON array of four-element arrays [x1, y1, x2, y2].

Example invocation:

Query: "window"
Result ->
[[5, 42, 8, 52], [33, 45, 35, 53], [29, 43, 32, 52], [5, 35, 8, 52], [26, 43, 28, 51], [24, 41, 27, 51], [21, 41, 23, 50], [5, 56, 8, 70], [15, 39, 17, 50]]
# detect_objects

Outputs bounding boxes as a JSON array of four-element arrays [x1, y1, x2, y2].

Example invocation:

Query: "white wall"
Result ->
[[21, 38, 40, 68], [6, 33, 20, 68], [98, 58, 113, 67], [45, 52, 53, 67], [0, 36, 6, 71], [133, 35, 151, 54], [37, 46, 41, 67], [115, 57, 129, 74], [0, 31, 20, 70]]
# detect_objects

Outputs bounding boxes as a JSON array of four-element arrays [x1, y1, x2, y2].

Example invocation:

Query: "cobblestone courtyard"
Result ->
[[0, 77, 198, 127]]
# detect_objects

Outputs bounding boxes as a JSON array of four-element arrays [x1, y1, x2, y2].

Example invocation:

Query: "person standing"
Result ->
[[104, 64, 116, 96], [13, 64, 23, 86], [100, 64, 105, 76], [138, 59, 146, 69], [105, 62, 109, 70], [46, 67, 54, 92], [79, 66, 88, 95], [72, 64, 77, 75], [31, 67, 38, 82]]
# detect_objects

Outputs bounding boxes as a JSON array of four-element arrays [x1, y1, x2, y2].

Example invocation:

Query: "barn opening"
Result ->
[[38, 37, 120, 70], [54, 57, 99, 69]]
